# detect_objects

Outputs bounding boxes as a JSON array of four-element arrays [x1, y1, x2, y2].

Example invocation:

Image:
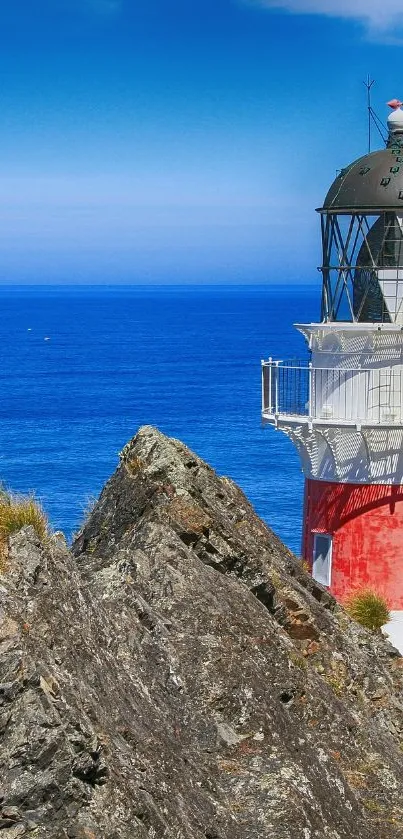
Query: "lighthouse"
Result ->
[[262, 101, 403, 610]]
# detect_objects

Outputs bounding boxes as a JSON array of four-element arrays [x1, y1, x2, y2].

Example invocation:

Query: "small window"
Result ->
[[312, 533, 332, 587], [381, 177, 391, 187]]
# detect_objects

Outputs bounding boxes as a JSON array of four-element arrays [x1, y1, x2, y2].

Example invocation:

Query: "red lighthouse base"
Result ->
[[303, 479, 403, 609]]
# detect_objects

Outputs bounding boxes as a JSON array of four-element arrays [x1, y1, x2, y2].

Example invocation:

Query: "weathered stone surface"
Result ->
[[1, 425, 403, 836]]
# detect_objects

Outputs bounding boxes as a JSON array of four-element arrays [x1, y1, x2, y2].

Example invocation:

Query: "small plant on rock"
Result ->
[[0, 493, 49, 543], [345, 588, 390, 631]]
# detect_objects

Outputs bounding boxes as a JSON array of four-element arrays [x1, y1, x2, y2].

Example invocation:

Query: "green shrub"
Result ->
[[0, 494, 49, 543], [345, 588, 390, 631]]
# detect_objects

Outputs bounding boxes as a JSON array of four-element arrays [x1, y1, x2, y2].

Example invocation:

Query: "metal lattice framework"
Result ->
[[320, 211, 403, 322]]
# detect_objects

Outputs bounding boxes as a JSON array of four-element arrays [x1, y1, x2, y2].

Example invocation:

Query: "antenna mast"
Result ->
[[364, 75, 375, 153]]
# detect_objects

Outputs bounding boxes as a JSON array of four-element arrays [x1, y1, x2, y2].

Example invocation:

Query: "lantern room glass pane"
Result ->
[[321, 212, 403, 323]]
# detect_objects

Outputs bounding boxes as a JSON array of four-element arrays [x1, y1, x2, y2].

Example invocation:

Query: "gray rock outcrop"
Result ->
[[1, 425, 403, 837]]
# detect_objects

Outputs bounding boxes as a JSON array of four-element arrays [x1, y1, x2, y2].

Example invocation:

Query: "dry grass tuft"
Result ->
[[0, 494, 49, 544], [345, 588, 390, 631]]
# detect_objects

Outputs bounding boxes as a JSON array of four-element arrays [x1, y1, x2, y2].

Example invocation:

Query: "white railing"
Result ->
[[261, 359, 403, 425]]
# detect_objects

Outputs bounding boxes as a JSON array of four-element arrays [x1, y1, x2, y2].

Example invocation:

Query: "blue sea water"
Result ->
[[0, 284, 318, 553]]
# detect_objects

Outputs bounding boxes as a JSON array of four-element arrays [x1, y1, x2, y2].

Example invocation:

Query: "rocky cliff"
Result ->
[[1, 426, 403, 838]]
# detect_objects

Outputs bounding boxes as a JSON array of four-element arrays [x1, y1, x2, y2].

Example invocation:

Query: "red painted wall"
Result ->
[[303, 478, 403, 608]]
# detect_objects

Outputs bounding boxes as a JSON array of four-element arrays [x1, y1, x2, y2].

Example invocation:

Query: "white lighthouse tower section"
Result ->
[[297, 323, 403, 483], [263, 322, 403, 486]]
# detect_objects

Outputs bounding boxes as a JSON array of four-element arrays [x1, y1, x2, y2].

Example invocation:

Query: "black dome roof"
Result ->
[[322, 145, 403, 212]]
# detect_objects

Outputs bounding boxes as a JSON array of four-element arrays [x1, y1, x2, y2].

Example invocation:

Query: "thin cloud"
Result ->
[[253, 0, 403, 32]]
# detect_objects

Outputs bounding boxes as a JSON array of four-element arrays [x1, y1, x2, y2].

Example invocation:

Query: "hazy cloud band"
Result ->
[[252, 0, 403, 31]]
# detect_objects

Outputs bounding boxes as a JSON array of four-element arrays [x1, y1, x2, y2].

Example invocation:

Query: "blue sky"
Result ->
[[1, 0, 403, 283]]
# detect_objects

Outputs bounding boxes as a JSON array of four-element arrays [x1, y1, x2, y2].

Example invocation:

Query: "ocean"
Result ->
[[0, 284, 317, 553]]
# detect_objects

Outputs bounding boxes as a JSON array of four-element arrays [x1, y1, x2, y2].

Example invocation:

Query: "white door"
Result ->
[[312, 533, 332, 587]]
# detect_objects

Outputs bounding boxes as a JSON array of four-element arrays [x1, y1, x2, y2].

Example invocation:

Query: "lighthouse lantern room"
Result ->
[[262, 102, 403, 608]]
